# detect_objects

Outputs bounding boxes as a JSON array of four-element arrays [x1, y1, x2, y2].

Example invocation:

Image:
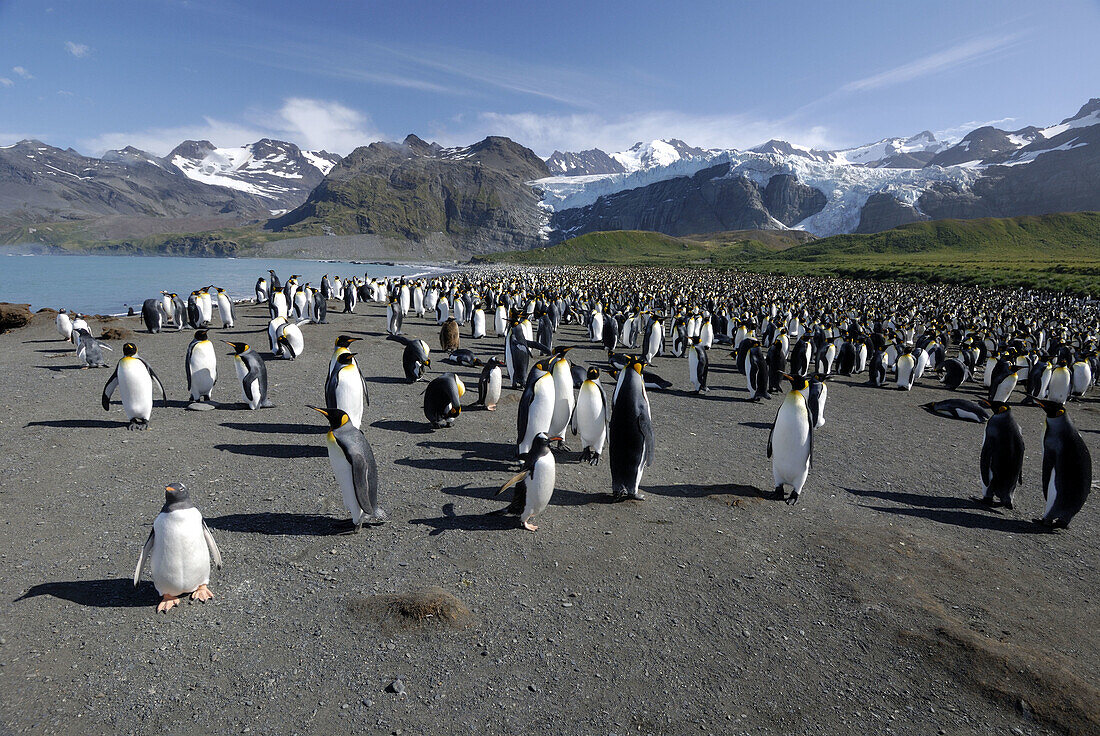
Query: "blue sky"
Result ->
[[2, 0, 1099, 157]]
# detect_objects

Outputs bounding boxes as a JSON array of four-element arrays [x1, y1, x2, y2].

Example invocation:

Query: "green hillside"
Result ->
[[474, 229, 813, 266], [480, 213, 1100, 295]]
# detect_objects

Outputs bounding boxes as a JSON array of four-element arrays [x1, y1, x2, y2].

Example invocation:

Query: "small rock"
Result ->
[[386, 679, 406, 695]]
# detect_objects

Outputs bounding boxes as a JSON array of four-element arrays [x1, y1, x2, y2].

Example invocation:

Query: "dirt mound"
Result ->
[[348, 587, 471, 633], [0, 303, 32, 333], [99, 327, 133, 341]]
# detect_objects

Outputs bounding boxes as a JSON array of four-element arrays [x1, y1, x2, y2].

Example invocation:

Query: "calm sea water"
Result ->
[[0, 253, 452, 314]]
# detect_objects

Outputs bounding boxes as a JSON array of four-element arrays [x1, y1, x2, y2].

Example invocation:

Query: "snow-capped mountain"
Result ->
[[168, 139, 341, 209], [544, 139, 708, 176], [533, 98, 1100, 241]]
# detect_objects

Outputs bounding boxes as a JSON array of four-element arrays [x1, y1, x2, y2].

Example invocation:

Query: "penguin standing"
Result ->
[[102, 343, 167, 431], [440, 317, 460, 352], [471, 304, 487, 339], [1033, 398, 1092, 529], [571, 367, 608, 465], [475, 356, 504, 411], [225, 341, 273, 410], [386, 297, 404, 336], [424, 373, 465, 428], [688, 337, 709, 393], [310, 406, 385, 530], [895, 347, 916, 391], [1046, 360, 1073, 404], [608, 358, 654, 500], [277, 321, 305, 360], [939, 358, 969, 390], [977, 401, 1024, 509], [213, 288, 235, 329], [399, 338, 431, 382], [185, 329, 218, 403], [548, 351, 575, 447], [989, 364, 1026, 403], [329, 335, 361, 376], [255, 277, 269, 304], [868, 346, 887, 387], [134, 482, 221, 613], [746, 345, 769, 401], [517, 364, 556, 457], [495, 432, 559, 531], [807, 374, 827, 428], [326, 352, 369, 429], [56, 309, 73, 341], [141, 299, 166, 334], [768, 374, 813, 505]]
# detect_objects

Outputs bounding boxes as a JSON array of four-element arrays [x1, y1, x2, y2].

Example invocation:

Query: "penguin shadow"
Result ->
[[213, 443, 326, 458], [15, 578, 154, 608], [365, 376, 414, 385], [205, 512, 345, 536], [844, 487, 1043, 534], [645, 482, 768, 501], [441, 480, 615, 507], [395, 452, 514, 473], [23, 339, 63, 344], [35, 347, 75, 354], [35, 364, 85, 372], [371, 419, 433, 435], [738, 421, 773, 430], [221, 421, 323, 436], [409, 501, 531, 536], [25, 418, 126, 430]]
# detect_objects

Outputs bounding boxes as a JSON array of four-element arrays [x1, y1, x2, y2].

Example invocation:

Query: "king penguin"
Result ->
[[608, 357, 655, 500], [326, 352, 369, 429], [977, 400, 1024, 509], [424, 373, 465, 428], [133, 482, 221, 613], [571, 367, 608, 465], [102, 343, 167, 430], [310, 406, 385, 530], [475, 356, 504, 411], [768, 373, 813, 505], [517, 362, 556, 457], [225, 341, 273, 410], [1032, 398, 1091, 529], [185, 329, 218, 403]]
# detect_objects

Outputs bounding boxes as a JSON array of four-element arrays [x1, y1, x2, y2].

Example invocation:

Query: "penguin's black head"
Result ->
[[225, 341, 249, 355], [783, 372, 810, 391], [163, 482, 190, 506], [554, 346, 573, 356], [122, 342, 138, 357], [337, 352, 357, 366], [1032, 397, 1067, 418], [194, 329, 209, 341], [335, 335, 360, 348], [586, 367, 600, 381], [309, 405, 349, 429]]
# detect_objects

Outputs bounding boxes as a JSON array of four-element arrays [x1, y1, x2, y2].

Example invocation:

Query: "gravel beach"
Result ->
[[1, 297, 1097, 735]]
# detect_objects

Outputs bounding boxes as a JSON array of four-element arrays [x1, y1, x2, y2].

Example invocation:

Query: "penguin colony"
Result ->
[[50, 265, 1096, 611]]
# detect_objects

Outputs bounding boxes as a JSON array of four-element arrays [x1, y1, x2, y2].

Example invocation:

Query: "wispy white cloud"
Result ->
[[0, 78, 13, 88], [428, 110, 835, 157], [80, 98, 382, 156], [65, 41, 91, 58], [12, 66, 33, 79], [934, 116, 1017, 143], [838, 34, 1022, 94]]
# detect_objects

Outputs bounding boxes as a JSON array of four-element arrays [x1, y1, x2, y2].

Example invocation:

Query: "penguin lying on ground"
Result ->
[[920, 399, 990, 423]]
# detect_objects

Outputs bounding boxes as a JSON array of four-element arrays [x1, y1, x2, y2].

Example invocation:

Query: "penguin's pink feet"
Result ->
[[190, 584, 214, 603], [487, 404, 497, 411], [522, 519, 539, 532], [157, 595, 180, 613]]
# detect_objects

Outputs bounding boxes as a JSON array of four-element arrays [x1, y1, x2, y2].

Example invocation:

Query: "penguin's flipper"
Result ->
[[525, 339, 552, 356], [102, 367, 119, 411], [185, 341, 195, 393], [140, 358, 167, 402], [324, 369, 338, 408], [202, 522, 222, 569], [496, 471, 529, 495], [361, 372, 370, 407], [979, 436, 994, 488], [344, 435, 378, 518], [637, 413, 656, 467], [1040, 448, 1054, 503], [133, 528, 154, 586]]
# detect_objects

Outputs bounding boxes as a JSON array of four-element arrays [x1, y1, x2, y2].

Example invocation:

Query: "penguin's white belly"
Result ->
[[473, 312, 486, 337], [590, 317, 604, 341], [494, 307, 506, 334], [56, 315, 72, 339], [523, 455, 556, 521], [1045, 466, 1058, 517], [189, 343, 217, 398], [896, 359, 914, 390], [327, 437, 363, 524], [119, 359, 153, 420], [575, 387, 606, 451], [234, 358, 260, 409], [773, 407, 811, 485], [992, 375, 1017, 403], [1048, 372, 1071, 403], [486, 368, 502, 406], [550, 375, 574, 436], [151, 509, 210, 597], [283, 324, 304, 357], [520, 393, 555, 455], [1072, 364, 1092, 395], [688, 352, 701, 390], [335, 374, 364, 428], [983, 360, 996, 387]]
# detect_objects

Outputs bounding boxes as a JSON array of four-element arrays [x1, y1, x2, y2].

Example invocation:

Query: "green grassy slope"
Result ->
[[480, 213, 1100, 295], [475, 229, 813, 266]]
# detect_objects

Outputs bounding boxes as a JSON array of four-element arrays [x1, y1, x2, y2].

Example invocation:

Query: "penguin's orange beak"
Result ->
[[308, 406, 330, 417], [549, 436, 563, 442]]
